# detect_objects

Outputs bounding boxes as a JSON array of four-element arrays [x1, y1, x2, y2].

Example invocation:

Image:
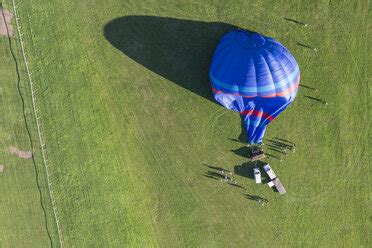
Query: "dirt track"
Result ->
[[0, 8, 13, 37], [8, 146, 32, 159]]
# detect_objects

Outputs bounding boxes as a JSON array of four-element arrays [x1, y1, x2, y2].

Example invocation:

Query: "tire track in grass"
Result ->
[[0, 5, 53, 247], [287, 2, 368, 204]]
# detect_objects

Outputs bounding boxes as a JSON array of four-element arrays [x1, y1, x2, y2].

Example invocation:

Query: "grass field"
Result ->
[[1, 0, 369, 247]]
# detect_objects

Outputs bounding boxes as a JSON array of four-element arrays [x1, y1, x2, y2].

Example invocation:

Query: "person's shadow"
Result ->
[[103, 16, 240, 102]]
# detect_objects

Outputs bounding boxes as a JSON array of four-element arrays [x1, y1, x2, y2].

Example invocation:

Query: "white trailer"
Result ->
[[263, 164, 277, 180], [272, 178, 286, 194]]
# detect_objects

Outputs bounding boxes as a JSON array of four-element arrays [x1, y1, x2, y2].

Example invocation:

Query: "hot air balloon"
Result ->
[[210, 29, 300, 144]]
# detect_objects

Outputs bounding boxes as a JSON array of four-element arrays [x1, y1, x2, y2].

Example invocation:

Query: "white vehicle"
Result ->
[[267, 181, 275, 188], [263, 164, 277, 179], [253, 167, 262, 184]]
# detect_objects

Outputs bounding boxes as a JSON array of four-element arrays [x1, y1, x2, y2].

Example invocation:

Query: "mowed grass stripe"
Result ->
[[0, 2, 58, 246]]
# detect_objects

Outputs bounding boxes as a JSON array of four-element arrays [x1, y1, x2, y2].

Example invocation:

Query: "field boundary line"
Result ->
[[11, 1, 64, 247]]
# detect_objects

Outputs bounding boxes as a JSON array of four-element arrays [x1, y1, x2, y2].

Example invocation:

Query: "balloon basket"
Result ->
[[248, 145, 265, 161]]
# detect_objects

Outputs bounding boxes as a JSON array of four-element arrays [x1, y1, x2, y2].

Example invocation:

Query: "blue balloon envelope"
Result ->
[[210, 29, 300, 144]]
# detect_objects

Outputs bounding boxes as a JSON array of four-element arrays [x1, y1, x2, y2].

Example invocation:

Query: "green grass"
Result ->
[[0, 4, 58, 247], [6, 0, 370, 247]]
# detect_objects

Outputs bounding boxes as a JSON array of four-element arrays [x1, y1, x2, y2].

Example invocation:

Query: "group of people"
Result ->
[[220, 169, 238, 184], [219, 168, 268, 206]]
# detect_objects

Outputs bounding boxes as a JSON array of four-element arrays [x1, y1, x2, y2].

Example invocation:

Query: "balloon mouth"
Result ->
[[235, 30, 265, 48]]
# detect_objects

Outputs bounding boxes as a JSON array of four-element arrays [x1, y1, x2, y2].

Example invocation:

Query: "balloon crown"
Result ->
[[235, 30, 266, 48]]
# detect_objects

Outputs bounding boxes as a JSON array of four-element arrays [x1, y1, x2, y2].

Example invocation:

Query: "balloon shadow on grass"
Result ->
[[238, 115, 248, 143], [231, 146, 250, 158], [234, 161, 270, 184], [230, 145, 264, 159], [103, 16, 241, 102]]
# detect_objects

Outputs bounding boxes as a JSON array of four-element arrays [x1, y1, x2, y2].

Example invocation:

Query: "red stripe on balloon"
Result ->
[[240, 109, 275, 121], [277, 81, 299, 96]]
